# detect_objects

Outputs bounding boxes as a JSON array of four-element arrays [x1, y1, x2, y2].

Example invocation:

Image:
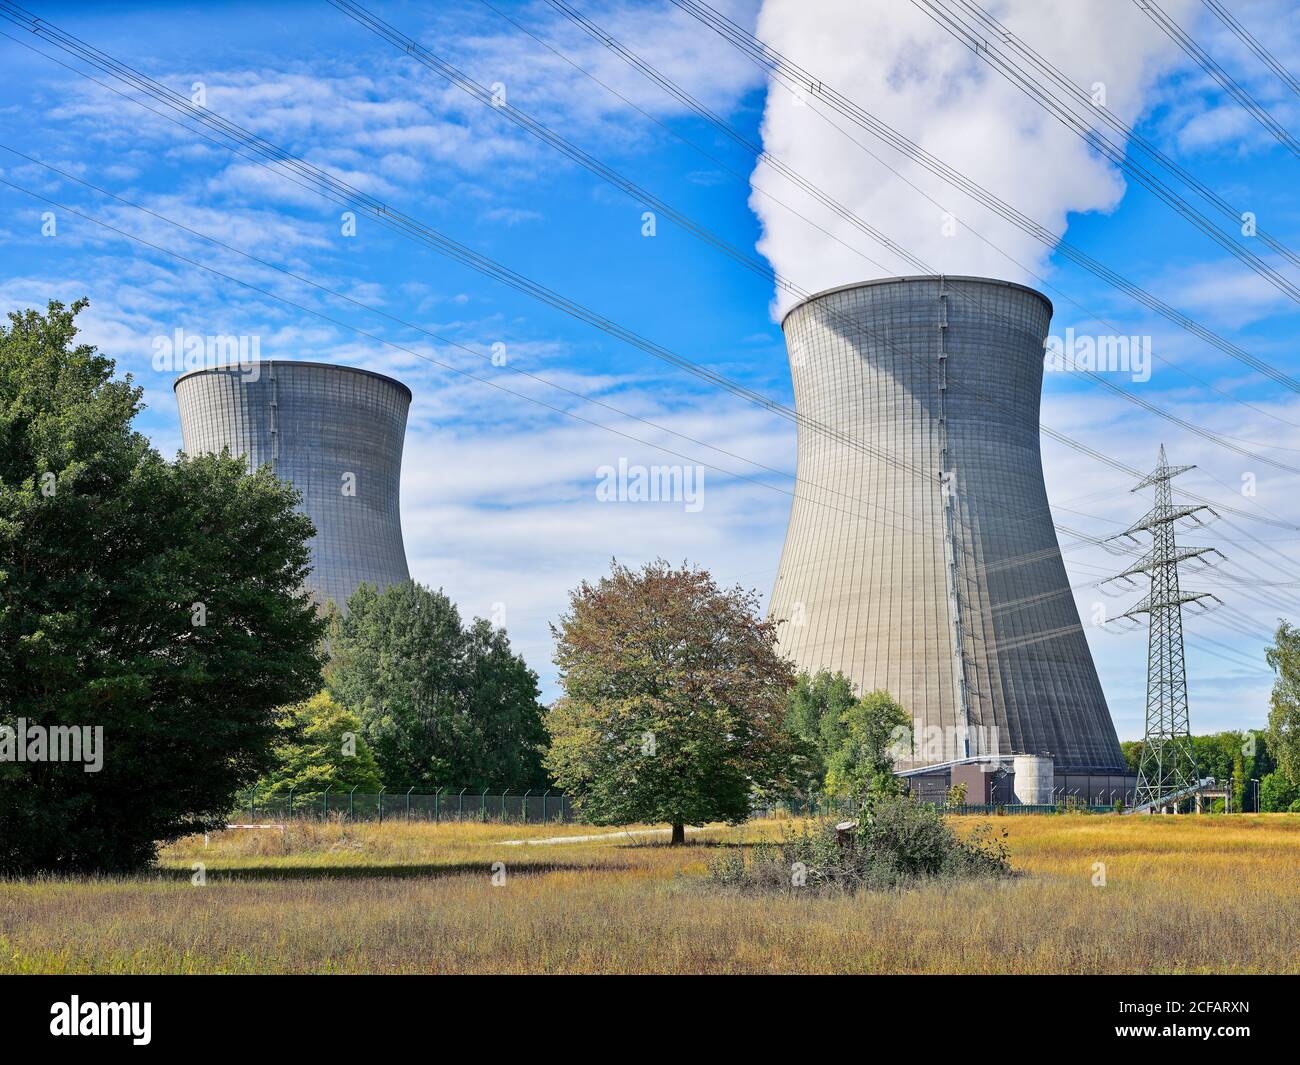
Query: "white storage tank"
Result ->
[[1012, 755, 1054, 805]]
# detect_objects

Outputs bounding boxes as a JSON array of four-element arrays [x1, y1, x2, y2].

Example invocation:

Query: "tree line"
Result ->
[[3, 301, 1298, 873]]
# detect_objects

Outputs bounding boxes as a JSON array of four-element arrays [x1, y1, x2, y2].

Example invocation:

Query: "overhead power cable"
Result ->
[[326, 0, 1300, 481], [936, 0, 1300, 269], [668, 0, 1300, 332], [502, 0, 1300, 437], [7, 6, 1289, 608], [0, 6, 943, 488], [1200, 0, 1300, 99], [1132, 0, 1300, 156]]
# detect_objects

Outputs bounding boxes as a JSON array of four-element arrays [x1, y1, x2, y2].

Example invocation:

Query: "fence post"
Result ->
[[480, 787, 489, 823], [406, 785, 414, 820], [378, 787, 385, 824], [323, 785, 332, 819], [249, 786, 257, 822], [522, 789, 532, 824], [348, 784, 358, 820], [542, 788, 551, 823], [288, 787, 294, 821], [435, 786, 441, 823], [459, 787, 466, 819], [502, 788, 511, 824]]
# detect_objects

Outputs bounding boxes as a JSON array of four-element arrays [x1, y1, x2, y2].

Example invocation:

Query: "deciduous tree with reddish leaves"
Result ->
[[545, 559, 798, 844]]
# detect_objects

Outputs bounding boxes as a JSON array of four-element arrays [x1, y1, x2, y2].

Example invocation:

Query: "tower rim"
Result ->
[[173, 360, 413, 402], [778, 274, 1054, 329]]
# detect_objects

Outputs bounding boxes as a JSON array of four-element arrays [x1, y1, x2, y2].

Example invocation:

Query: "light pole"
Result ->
[[1253, 778, 1261, 813]]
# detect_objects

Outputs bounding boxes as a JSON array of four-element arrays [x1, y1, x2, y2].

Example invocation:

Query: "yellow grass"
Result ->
[[1, 814, 1298, 974]]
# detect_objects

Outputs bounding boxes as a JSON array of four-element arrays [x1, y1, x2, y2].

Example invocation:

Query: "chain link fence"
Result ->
[[233, 788, 577, 824], [232, 787, 1135, 826]]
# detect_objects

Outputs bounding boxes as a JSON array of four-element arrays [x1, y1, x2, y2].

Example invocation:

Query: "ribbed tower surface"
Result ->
[[769, 276, 1125, 772], [175, 360, 411, 611]]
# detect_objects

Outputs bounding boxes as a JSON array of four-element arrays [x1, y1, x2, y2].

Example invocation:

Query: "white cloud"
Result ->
[[749, 0, 1203, 317]]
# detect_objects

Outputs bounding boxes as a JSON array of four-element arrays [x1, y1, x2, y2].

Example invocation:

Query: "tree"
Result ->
[[1120, 740, 1142, 774], [0, 301, 323, 873], [258, 691, 382, 799], [1266, 621, 1300, 788], [1259, 771, 1298, 813], [545, 559, 797, 843], [823, 690, 912, 801], [784, 670, 857, 792], [328, 581, 547, 789], [1231, 750, 1247, 813]]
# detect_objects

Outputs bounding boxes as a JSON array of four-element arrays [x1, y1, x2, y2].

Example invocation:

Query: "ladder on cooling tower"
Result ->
[[1123, 777, 1216, 815]]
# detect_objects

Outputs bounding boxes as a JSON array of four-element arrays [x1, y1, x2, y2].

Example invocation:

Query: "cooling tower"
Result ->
[[769, 276, 1124, 772], [175, 360, 411, 611]]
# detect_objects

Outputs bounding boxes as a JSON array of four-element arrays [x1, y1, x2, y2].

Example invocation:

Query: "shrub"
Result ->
[[708, 795, 1013, 895]]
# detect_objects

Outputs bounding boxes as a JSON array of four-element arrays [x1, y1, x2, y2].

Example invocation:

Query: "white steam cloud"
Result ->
[[750, 0, 1201, 317]]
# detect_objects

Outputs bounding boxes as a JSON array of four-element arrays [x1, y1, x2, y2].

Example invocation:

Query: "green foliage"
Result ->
[[824, 689, 911, 800], [1267, 621, 1300, 789], [708, 794, 1013, 895], [328, 581, 546, 790], [545, 559, 798, 838], [784, 670, 857, 791], [0, 301, 324, 873], [1232, 750, 1247, 813], [1259, 771, 1298, 813], [783, 671, 912, 801], [258, 691, 382, 798], [946, 781, 968, 807], [1120, 740, 1142, 774]]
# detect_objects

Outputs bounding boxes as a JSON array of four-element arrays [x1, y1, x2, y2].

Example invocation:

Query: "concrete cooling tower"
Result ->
[[769, 276, 1125, 773], [175, 360, 411, 611]]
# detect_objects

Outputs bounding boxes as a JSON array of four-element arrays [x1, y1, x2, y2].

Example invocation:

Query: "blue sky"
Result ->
[[1, 0, 1298, 740]]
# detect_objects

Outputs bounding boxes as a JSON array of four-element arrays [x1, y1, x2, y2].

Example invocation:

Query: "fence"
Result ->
[[233, 788, 1133, 827], [752, 795, 1128, 819], [233, 788, 577, 824]]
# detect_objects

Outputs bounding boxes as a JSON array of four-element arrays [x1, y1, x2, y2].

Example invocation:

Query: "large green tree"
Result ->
[[328, 581, 547, 789], [0, 301, 323, 873], [545, 559, 798, 844], [1266, 621, 1300, 788], [823, 690, 912, 801], [257, 691, 382, 799], [784, 670, 857, 792]]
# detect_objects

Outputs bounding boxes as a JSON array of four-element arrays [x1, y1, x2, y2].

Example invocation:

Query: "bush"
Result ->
[[1260, 771, 1298, 812], [708, 795, 1013, 895]]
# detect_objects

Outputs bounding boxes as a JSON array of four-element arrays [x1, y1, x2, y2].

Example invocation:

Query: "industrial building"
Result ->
[[175, 360, 412, 611], [769, 276, 1127, 778]]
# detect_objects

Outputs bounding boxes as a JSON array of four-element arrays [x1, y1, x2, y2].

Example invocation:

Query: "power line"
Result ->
[[669, 0, 1300, 352], [926, 0, 1300, 267], [1200, 0, 1300, 99], [326, 0, 1300, 482], [530, 0, 1300, 439], [912, 0, 1300, 279], [7, 4, 1289, 624], [1133, 0, 1300, 156]]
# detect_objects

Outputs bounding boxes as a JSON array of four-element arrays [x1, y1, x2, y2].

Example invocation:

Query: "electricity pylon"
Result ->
[[1102, 446, 1223, 810]]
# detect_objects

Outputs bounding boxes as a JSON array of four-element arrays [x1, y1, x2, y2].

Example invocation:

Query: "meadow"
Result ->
[[1, 814, 1298, 974]]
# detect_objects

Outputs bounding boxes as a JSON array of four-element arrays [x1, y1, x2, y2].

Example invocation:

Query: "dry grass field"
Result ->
[[2, 813, 1298, 974]]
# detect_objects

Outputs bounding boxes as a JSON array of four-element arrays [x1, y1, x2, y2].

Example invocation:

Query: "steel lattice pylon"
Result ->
[[1103, 446, 1224, 810]]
